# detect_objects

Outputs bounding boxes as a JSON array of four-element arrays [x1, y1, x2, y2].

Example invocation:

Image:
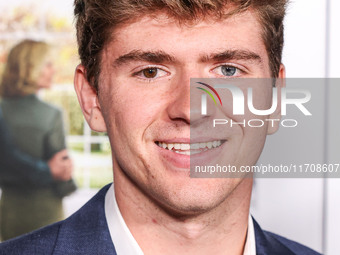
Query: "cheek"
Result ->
[[229, 87, 272, 165], [218, 87, 273, 124], [120, 96, 164, 131], [102, 83, 166, 139], [236, 124, 267, 167], [249, 87, 274, 111], [238, 90, 272, 161]]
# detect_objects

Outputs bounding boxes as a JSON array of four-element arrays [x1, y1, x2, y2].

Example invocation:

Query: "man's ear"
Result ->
[[74, 64, 107, 132], [267, 64, 286, 135]]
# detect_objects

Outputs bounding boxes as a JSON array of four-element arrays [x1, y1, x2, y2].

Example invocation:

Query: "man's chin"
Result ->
[[150, 179, 241, 218], [158, 199, 221, 218]]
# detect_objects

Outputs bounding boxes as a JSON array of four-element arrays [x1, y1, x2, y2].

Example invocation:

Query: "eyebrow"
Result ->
[[112, 49, 262, 67], [113, 50, 176, 66], [199, 49, 262, 63]]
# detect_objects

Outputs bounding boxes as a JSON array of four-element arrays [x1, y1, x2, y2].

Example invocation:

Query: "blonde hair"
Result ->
[[0, 40, 50, 98]]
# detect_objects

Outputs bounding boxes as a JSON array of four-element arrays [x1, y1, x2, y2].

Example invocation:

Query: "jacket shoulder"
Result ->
[[32, 98, 63, 124], [253, 218, 322, 255], [0, 95, 63, 131], [0, 222, 62, 255], [0, 184, 115, 255], [265, 231, 322, 255]]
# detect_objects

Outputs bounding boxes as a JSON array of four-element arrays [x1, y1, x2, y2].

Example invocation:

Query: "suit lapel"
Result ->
[[253, 218, 295, 255], [52, 184, 117, 254]]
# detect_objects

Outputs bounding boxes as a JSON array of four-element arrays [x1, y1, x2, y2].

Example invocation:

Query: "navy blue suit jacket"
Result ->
[[0, 184, 321, 255]]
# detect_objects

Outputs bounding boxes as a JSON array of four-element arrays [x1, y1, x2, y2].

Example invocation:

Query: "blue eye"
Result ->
[[221, 66, 237, 76], [212, 65, 242, 77]]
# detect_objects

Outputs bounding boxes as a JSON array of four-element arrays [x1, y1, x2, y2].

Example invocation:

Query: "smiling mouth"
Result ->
[[155, 140, 225, 155]]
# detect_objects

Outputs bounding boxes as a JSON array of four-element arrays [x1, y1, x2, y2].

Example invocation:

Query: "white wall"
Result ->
[[250, 0, 340, 254]]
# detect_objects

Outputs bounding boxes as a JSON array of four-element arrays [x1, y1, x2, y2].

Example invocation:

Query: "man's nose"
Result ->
[[166, 74, 191, 124], [165, 72, 216, 125]]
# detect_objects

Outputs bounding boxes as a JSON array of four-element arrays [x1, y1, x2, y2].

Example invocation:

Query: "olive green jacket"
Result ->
[[0, 94, 76, 195], [0, 94, 76, 240]]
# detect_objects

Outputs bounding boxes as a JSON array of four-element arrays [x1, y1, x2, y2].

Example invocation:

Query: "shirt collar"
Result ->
[[244, 214, 256, 255], [105, 184, 144, 255], [105, 183, 256, 255]]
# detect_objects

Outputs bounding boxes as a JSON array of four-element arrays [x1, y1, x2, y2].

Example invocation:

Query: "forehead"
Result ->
[[102, 10, 267, 67]]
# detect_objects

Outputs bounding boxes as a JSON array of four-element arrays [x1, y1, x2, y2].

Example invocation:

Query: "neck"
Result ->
[[114, 166, 252, 255]]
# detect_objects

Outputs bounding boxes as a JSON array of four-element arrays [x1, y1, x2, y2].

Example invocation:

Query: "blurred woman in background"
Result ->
[[0, 40, 76, 241]]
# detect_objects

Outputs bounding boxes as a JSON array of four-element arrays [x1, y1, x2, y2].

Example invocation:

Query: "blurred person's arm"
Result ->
[[0, 110, 71, 186], [44, 109, 77, 197], [48, 149, 73, 181]]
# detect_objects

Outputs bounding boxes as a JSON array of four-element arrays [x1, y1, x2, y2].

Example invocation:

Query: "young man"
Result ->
[[0, 0, 321, 254]]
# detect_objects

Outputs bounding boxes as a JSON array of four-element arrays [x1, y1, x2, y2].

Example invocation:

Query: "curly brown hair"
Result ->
[[74, 0, 288, 91]]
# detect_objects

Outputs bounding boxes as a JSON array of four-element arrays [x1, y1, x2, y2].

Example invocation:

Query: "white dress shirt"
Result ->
[[105, 184, 256, 255]]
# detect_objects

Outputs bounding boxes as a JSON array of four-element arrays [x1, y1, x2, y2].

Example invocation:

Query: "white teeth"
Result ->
[[174, 150, 190, 155], [190, 143, 200, 149], [168, 144, 174, 150], [181, 144, 190, 150], [157, 140, 223, 152], [190, 150, 202, 155]]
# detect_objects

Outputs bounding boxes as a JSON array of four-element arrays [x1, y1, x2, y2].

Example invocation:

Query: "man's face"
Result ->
[[92, 10, 283, 214]]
